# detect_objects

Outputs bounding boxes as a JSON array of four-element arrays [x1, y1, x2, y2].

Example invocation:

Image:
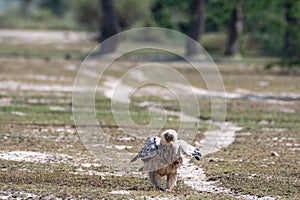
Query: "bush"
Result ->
[[30, 8, 55, 21]]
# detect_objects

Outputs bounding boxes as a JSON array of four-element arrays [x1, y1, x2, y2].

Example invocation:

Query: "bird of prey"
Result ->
[[130, 129, 201, 191]]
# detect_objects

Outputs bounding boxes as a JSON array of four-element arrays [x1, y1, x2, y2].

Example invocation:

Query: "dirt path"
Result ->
[[0, 29, 94, 41], [177, 122, 242, 194]]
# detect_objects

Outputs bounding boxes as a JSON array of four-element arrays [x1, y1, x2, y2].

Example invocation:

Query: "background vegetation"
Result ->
[[0, 0, 299, 68]]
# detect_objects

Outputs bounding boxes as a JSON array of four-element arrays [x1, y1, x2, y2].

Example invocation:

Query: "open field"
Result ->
[[0, 30, 299, 199]]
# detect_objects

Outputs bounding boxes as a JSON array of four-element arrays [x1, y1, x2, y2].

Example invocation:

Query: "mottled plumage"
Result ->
[[130, 129, 201, 191], [130, 136, 161, 163]]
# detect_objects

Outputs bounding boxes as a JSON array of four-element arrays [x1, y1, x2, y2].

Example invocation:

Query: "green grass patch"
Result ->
[[0, 44, 88, 60], [0, 105, 73, 125], [226, 100, 300, 131], [200, 99, 300, 198], [0, 159, 234, 199]]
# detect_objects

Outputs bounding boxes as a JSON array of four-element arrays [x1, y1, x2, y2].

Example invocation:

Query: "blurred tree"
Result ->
[[186, 0, 206, 56], [224, 0, 300, 67], [224, 0, 243, 56], [73, 0, 100, 30], [38, 0, 69, 17], [277, 0, 300, 68], [152, 0, 206, 56], [73, 0, 152, 31], [205, 0, 232, 32], [151, 0, 191, 33], [283, 0, 298, 58], [243, 1, 285, 55], [20, 0, 32, 17], [98, 0, 120, 54], [114, 0, 153, 28]]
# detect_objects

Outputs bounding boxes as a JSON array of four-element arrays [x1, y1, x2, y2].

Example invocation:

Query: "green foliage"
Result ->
[[205, 0, 233, 31], [0, 0, 76, 30], [0, 0, 299, 69], [37, 0, 70, 17], [73, 0, 100, 31], [72, 0, 154, 31], [151, 0, 192, 33], [114, 0, 153, 28], [244, 0, 300, 58], [265, 58, 300, 70], [243, 1, 286, 54], [30, 8, 55, 21]]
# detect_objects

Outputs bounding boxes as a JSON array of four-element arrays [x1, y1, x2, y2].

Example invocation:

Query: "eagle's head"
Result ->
[[160, 129, 178, 145]]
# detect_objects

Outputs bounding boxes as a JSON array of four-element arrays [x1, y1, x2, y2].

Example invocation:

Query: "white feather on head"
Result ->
[[160, 129, 178, 145]]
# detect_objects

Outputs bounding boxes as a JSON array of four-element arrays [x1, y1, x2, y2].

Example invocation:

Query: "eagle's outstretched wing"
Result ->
[[130, 136, 161, 162], [177, 139, 201, 160], [131, 134, 201, 172]]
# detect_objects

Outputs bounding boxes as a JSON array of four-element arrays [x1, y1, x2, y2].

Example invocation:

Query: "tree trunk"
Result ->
[[20, 0, 32, 17], [186, 0, 206, 57], [98, 0, 120, 54], [283, 0, 297, 57], [224, 2, 243, 56]]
